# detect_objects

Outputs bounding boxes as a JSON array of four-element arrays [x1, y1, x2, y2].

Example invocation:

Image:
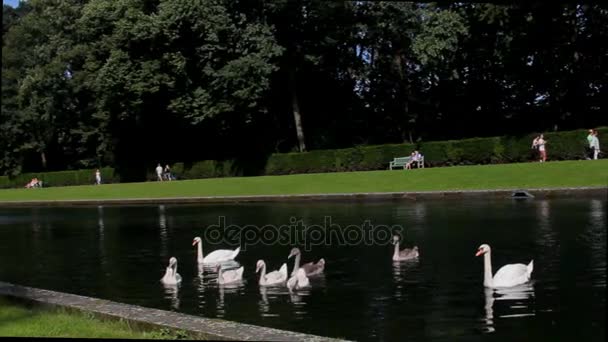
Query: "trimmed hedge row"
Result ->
[[1, 127, 605, 187], [260, 127, 607, 175], [0, 167, 119, 189]]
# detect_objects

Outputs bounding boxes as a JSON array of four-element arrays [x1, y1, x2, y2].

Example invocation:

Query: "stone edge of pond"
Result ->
[[0, 186, 606, 207], [0, 281, 349, 342]]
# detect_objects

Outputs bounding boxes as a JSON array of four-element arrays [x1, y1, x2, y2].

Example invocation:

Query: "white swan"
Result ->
[[256, 260, 288, 286], [216, 265, 244, 285], [287, 268, 310, 291], [475, 244, 534, 288], [392, 235, 419, 261], [192, 236, 240, 264], [288, 247, 325, 276], [161, 257, 182, 285]]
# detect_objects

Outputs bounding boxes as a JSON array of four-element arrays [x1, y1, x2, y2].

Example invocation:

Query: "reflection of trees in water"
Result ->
[[159, 205, 168, 259], [588, 200, 606, 288], [97, 206, 109, 279], [482, 283, 536, 334], [393, 202, 427, 228], [535, 200, 558, 263]]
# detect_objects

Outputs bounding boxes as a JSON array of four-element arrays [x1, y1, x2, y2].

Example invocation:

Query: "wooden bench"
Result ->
[[389, 155, 425, 170]]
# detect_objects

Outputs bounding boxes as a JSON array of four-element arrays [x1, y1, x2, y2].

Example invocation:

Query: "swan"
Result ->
[[392, 235, 419, 261], [475, 244, 534, 288], [216, 265, 244, 285], [192, 236, 240, 264], [288, 247, 325, 276], [287, 268, 310, 291], [161, 257, 182, 285], [256, 260, 288, 286]]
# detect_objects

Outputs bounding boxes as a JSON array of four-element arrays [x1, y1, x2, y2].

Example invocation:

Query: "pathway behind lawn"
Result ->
[[0, 160, 606, 202]]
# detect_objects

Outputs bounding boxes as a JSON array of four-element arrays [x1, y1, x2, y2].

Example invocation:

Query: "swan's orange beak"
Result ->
[[475, 249, 483, 257], [192, 240, 197, 246]]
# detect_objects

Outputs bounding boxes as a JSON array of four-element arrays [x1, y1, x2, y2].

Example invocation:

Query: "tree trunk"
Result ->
[[40, 150, 47, 169], [394, 52, 411, 143], [289, 69, 306, 152]]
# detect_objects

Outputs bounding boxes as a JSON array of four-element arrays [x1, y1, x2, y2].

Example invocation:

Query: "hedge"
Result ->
[[259, 127, 607, 175], [1, 127, 606, 187], [0, 167, 119, 189]]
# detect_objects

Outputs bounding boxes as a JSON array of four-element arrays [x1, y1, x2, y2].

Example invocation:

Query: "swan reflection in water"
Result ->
[[392, 259, 420, 300], [202, 262, 244, 318], [216, 281, 246, 318], [258, 286, 288, 317], [482, 282, 536, 333], [161, 283, 181, 310], [192, 263, 206, 310], [194, 262, 241, 312], [257, 275, 322, 318]]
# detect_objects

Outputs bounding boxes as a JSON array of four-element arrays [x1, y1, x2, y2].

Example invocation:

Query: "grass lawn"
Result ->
[[0, 297, 186, 339], [0, 160, 606, 202]]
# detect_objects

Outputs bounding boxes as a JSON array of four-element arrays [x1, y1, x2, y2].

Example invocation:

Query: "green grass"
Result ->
[[0, 298, 188, 339], [0, 160, 606, 202]]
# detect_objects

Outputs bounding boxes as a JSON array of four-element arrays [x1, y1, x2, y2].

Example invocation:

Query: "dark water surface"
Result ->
[[0, 198, 605, 341]]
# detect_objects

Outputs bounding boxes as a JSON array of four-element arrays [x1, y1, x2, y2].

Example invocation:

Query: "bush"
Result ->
[[172, 160, 237, 180], [0, 176, 10, 189], [263, 143, 416, 175], [1, 167, 119, 188]]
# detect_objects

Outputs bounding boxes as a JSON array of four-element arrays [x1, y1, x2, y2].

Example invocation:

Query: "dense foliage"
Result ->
[[2, 1, 607, 180]]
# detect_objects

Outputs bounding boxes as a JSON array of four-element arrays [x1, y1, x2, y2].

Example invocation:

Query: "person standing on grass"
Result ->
[[591, 130, 601, 160], [537, 134, 547, 163], [163, 164, 172, 181], [156, 163, 164, 181], [531, 135, 540, 161], [587, 129, 595, 159], [95, 169, 101, 185]]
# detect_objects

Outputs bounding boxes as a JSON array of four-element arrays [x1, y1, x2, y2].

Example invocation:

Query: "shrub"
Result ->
[[1, 167, 119, 188], [0, 176, 10, 189], [175, 160, 237, 180]]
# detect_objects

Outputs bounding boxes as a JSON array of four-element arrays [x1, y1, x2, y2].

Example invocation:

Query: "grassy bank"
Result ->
[[0, 160, 606, 202], [0, 297, 187, 339]]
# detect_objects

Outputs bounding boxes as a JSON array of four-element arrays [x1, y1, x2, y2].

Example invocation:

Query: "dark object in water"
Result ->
[[512, 190, 534, 199]]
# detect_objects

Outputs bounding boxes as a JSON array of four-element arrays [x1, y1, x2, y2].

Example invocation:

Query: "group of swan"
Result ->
[[162, 235, 534, 290], [161, 237, 325, 291], [391, 237, 533, 288]]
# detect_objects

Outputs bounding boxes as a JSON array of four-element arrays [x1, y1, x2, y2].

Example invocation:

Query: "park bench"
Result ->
[[389, 155, 425, 170]]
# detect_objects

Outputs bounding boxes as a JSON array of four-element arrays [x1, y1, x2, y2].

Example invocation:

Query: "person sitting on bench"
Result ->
[[405, 151, 422, 170]]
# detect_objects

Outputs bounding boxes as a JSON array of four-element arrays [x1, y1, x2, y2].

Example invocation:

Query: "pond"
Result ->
[[0, 197, 605, 341]]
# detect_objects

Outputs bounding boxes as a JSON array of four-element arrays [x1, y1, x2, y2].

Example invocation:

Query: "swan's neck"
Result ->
[[483, 252, 493, 287], [197, 243, 204, 263], [393, 242, 400, 258], [259, 264, 267, 281], [293, 253, 301, 271], [172, 264, 178, 278]]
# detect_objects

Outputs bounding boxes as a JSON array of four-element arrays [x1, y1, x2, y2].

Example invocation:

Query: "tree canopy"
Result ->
[[1, 1, 606, 178]]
